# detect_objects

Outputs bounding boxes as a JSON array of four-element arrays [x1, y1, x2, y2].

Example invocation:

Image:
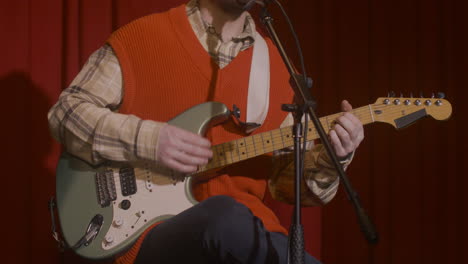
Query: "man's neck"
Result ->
[[199, 0, 248, 42]]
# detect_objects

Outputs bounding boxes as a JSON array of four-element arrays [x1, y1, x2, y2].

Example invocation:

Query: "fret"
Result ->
[[232, 139, 241, 162], [225, 141, 236, 164], [237, 138, 248, 160], [260, 132, 274, 154], [280, 126, 294, 148], [209, 144, 221, 168], [270, 130, 282, 150], [243, 136, 256, 158], [278, 127, 286, 149], [262, 131, 275, 153], [220, 142, 230, 165], [204, 145, 214, 170], [269, 131, 275, 151], [251, 134, 262, 155], [305, 123, 316, 141], [215, 144, 225, 167], [259, 133, 266, 153], [271, 129, 284, 150], [217, 143, 227, 167]]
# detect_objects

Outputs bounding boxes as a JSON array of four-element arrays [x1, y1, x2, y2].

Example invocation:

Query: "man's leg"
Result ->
[[135, 195, 321, 264]]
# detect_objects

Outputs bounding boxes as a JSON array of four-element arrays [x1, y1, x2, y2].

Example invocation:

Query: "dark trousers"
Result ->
[[135, 195, 322, 264]]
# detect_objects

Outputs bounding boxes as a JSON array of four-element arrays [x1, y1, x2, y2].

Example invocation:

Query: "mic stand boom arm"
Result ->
[[259, 6, 378, 264]]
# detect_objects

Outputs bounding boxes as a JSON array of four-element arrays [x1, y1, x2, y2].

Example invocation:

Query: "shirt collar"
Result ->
[[186, 0, 256, 48]]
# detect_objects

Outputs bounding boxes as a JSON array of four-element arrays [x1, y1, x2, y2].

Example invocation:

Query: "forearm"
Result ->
[[47, 45, 165, 164]]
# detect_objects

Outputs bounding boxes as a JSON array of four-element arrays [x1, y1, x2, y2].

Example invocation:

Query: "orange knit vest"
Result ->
[[108, 4, 294, 263]]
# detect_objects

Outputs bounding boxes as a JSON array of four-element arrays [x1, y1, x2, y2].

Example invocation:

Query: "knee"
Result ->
[[200, 195, 254, 234], [201, 195, 250, 219], [201, 195, 238, 210]]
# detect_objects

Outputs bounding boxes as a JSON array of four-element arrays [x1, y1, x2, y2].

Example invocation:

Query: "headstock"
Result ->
[[371, 94, 452, 129]]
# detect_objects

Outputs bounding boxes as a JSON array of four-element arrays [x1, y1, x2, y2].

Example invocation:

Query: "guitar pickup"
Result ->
[[119, 167, 137, 196], [95, 169, 117, 208]]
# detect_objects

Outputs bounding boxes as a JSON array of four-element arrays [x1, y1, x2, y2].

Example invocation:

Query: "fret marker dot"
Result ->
[[267, 140, 270, 143], [242, 152, 245, 155]]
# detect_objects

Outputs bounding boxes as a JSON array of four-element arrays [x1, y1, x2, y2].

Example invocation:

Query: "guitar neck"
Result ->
[[200, 104, 376, 172]]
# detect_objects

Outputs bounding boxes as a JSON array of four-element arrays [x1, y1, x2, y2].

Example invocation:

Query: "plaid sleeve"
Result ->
[[47, 44, 164, 164], [271, 112, 353, 205]]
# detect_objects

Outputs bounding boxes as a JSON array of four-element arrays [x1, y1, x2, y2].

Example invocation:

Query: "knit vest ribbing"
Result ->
[[108, 4, 294, 263]]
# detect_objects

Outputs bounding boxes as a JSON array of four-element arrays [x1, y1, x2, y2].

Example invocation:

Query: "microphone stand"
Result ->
[[259, 4, 378, 264]]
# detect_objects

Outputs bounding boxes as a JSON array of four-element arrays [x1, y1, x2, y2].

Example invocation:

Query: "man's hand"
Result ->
[[329, 100, 364, 159], [157, 124, 213, 174]]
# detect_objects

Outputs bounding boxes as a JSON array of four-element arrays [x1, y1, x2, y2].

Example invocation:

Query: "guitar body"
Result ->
[[55, 102, 230, 259]]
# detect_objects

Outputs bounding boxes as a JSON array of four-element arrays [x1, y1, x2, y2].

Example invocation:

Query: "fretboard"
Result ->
[[198, 104, 376, 173]]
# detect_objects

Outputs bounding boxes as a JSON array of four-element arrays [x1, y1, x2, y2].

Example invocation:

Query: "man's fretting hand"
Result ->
[[157, 124, 213, 174], [329, 100, 364, 159]]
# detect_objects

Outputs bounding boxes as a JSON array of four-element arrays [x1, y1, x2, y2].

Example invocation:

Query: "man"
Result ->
[[48, 0, 364, 263]]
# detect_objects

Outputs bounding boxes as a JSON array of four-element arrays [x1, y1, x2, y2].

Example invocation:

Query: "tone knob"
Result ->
[[113, 217, 124, 227], [104, 235, 114, 244]]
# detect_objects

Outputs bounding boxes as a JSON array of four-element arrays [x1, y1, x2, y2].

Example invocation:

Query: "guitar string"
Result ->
[[203, 105, 375, 171], [202, 101, 443, 171]]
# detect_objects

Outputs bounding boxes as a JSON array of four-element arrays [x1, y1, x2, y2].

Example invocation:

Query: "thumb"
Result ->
[[341, 100, 353, 112]]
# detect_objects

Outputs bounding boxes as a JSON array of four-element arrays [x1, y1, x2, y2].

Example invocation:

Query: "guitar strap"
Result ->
[[245, 30, 270, 133]]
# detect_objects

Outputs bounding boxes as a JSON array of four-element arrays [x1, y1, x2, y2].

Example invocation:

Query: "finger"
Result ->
[[341, 100, 353, 112], [337, 115, 361, 141], [162, 137, 212, 162], [163, 125, 213, 158], [341, 112, 360, 126], [334, 124, 354, 153], [172, 149, 210, 166], [173, 127, 211, 148], [336, 115, 355, 134], [329, 130, 347, 157], [164, 125, 211, 148], [163, 158, 198, 174], [178, 142, 213, 159]]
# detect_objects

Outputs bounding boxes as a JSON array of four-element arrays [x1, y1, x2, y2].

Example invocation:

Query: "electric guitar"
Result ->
[[55, 96, 452, 259]]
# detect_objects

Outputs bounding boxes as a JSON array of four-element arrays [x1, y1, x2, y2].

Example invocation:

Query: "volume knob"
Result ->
[[104, 235, 114, 245], [113, 217, 124, 227]]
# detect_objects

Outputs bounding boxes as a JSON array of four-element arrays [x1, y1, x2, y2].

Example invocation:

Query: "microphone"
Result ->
[[241, 0, 257, 11], [241, 0, 268, 11]]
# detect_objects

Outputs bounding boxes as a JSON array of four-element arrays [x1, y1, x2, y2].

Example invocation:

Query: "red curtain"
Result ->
[[1, 1, 466, 264], [1, 1, 320, 263]]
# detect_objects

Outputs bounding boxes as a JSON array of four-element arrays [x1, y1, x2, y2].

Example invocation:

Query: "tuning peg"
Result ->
[[410, 92, 414, 98], [437, 92, 445, 99], [431, 92, 435, 98], [419, 91, 424, 98], [388, 91, 396, 97], [400, 92, 404, 98]]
